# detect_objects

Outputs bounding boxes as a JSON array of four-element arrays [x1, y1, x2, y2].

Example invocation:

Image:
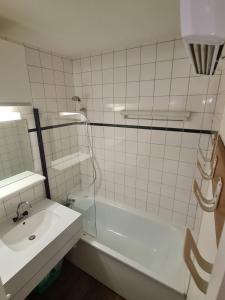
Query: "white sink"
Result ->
[[2, 210, 60, 251], [0, 199, 82, 299]]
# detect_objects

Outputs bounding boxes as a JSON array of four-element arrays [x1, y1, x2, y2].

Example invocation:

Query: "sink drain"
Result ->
[[28, 235, 36, 240]]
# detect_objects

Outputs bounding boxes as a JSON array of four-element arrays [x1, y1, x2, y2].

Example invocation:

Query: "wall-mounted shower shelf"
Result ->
[[51, 152, 91, 171]]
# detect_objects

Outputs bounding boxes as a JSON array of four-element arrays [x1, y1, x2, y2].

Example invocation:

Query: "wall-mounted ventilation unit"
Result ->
[[180, 0, 225, 75]]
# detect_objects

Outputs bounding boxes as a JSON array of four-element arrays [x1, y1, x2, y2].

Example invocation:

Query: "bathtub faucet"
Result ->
[[65, 198, 76, 208]]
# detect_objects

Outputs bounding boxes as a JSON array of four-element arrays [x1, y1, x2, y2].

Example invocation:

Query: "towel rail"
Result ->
[[120, 110, 191, 121]]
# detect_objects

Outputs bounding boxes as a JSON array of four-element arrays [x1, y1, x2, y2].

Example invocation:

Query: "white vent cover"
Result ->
[[187, 43, 224, 75], [180, 0, 225, 75]]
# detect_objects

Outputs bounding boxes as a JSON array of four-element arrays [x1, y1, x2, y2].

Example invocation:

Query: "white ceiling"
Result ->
[[0, 0, 180, 58]]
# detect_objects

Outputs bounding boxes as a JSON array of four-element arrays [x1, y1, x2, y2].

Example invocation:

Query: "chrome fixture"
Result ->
[[72, 96, 87, 116], [72, 95, 81, 102], [13, 201, 32, 222], [65, 198, 76, 208]]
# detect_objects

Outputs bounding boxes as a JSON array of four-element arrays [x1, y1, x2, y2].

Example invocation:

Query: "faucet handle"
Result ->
[[22, 201, 32, 207], [22, 210, 29, 217]]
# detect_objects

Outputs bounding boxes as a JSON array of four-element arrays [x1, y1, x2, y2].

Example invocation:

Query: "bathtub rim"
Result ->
[[81, 233, 188, 296], [79, 198, 189, 295], [94, 197, 186, 236], [69, 192, 187, 235]]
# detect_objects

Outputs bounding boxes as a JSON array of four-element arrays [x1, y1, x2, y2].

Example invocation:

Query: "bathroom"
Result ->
[[0, 0, 225, 299]]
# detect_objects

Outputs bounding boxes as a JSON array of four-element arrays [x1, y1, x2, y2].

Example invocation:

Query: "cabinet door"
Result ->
[[0, 39, 31, 105]]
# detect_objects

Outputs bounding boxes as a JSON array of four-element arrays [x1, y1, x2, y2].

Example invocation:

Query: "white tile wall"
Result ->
[[73, 38, 225, 228], [25, 48, 81, 203], [0, 183, 45, 221], [1, 38, 225, 231], [0, 48, 80, 221]]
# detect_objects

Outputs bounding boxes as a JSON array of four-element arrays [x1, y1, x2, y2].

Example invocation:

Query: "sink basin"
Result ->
[[2, 210, 60, 251], [0, 198, 82, 294]]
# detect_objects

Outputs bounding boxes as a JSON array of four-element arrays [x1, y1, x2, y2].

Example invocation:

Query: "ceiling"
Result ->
[[0, 0, 180, 58]]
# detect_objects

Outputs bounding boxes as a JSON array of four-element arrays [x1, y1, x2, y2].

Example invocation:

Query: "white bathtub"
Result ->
[[67, 198, 189, 300]]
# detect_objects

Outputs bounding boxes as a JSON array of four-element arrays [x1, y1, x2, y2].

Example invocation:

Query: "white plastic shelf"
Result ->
[[51, 152, 91, 171]]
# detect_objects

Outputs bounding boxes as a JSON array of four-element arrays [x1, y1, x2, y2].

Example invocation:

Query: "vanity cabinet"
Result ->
[[0, 39, 31, 105]]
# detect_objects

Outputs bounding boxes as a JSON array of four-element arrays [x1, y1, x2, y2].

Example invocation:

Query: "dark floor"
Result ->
[[27, 260, 125, 300]]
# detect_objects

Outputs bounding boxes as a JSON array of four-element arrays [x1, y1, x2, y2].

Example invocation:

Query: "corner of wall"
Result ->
[[219, 102, 225, 144]]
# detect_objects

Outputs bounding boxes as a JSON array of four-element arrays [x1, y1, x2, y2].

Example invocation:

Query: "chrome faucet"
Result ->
[[65, 198, 75, 208], [13, 201, 32, 222]]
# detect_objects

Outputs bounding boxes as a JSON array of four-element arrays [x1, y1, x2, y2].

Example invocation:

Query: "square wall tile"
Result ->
[[43, 69, 55, 84], [92, 70, 103, 85], [171, 78, 189, 95], [219, 75, 225, 93], [31, 83, 45, 99], [73, 59, 81, 74], [166, 132, 182, 146], [151, 130, 166, 144], [141, 45, 156, 64], [174, 40, 187, 59], [114, 83, 126, 97], [157, 41, 174, 61], [154, 79, 171, 96], [127, 82, 139, 97], [156, 61, 172, 79], [40, 52, 52, 68], [103, 69, 113, 84], [81, 57, 91, 72], [91, 85, 101, 98], [114, 50, 126, 67], [82, 72, 92, 85], [153, 96, 169, 110], [165, 146, 180, 160], [127, 48, 141, 66], [28, 66, 43, 83], [114, 67, 126, 83], [189, 77, 208, 95], [127, 65, 140, 82], [140, 63, 155, 81], [140, 81, 154, 96], [172, 59, 190, 78], [102, 52, 113, 69], [163, 159, 179, 174], [208, 75, 220, 94], [186, 96, 205, 112], [63, 58, 73, 73], [91, 55, 102, 70], [53, 55, 64, 71], [103, 84, 114, 98]]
